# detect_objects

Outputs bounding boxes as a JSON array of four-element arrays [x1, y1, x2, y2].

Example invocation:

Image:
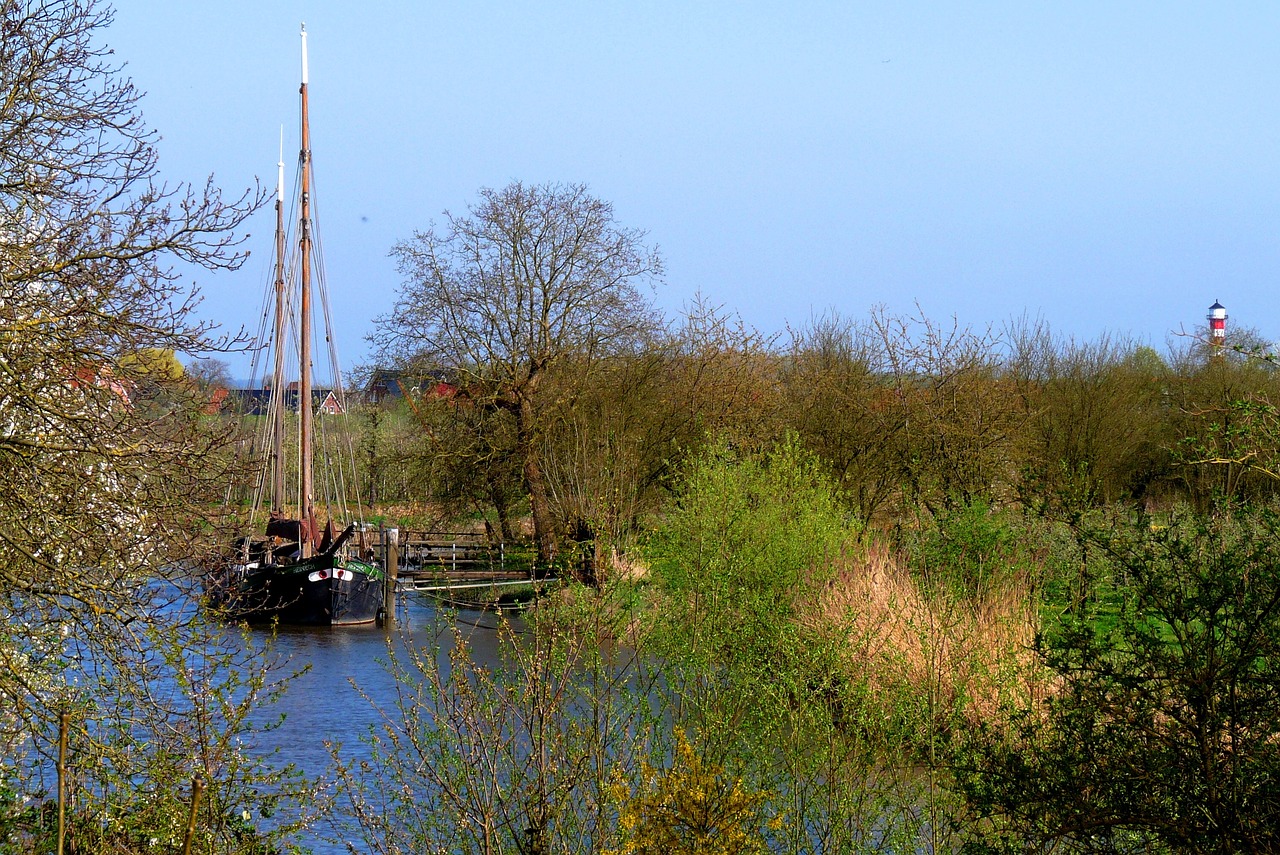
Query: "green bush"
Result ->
[[644, 434, 860, 683], [953, 504, 1280, 853], [899, 499, 1044, 600]]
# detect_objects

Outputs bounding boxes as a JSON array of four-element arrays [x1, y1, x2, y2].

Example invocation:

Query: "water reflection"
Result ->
[[249, 595, 522, 852]]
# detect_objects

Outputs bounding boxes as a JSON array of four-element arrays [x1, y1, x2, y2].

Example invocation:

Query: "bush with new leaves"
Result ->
[[607, 728, 781, 855]]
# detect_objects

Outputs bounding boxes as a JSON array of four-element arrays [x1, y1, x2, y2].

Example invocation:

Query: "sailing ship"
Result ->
[[212, 25, 384, 626]]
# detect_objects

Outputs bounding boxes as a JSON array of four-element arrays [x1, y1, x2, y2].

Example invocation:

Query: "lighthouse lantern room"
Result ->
[[1208, 301, 1227, 345]]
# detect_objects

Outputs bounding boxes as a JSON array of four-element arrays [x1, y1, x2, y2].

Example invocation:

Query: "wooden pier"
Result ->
[[357, 528, 556, 618]]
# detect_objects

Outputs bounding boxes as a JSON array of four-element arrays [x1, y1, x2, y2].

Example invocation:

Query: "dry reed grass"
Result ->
[[605, 546, 649, 583], [366, 501, 452, 528], [799, 542, 1052, 726]]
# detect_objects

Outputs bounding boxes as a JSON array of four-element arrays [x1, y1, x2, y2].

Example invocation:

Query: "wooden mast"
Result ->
[[298, 23, 315, 556], [270, 135, 286, 513]]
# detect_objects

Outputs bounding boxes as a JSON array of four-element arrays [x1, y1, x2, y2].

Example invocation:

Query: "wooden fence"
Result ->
[[352, 527, 547, 602]]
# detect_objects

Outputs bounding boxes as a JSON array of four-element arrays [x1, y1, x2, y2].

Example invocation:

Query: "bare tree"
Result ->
[[0, 0, 261, 602], [379, 182, 663, 568], [1006, 320, 1171, 510], [539, 298, 784, 581], [870, 306, 1023, 514], [187, 356, 234, 391], [783, 310, 900, 525], [0, 2, 296, 848]]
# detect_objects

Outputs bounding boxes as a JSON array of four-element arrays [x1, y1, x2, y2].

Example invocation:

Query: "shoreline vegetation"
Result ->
[[5, 1, 1280, 851], [331, 434, 1280, 854]]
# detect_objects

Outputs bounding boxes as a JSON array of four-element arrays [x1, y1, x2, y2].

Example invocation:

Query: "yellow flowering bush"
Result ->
[[607, 729, 782, 855]]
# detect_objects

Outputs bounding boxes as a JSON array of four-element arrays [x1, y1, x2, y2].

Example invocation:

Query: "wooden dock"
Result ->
[[356, 528, 556, 614]]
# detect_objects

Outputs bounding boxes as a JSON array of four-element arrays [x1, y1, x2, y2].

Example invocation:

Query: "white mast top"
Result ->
[[277, 126, 284, 203], [300, 23, 308, 85]]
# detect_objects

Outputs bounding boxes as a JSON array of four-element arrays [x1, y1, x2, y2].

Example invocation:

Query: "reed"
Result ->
[[799, 542, 1050, 728]]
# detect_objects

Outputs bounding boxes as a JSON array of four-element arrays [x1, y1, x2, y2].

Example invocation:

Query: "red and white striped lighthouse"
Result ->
[[1208, 301, 1227, 345]]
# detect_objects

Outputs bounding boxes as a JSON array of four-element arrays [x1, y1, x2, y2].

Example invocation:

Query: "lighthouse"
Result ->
[[1208, 301, 1227, 346]]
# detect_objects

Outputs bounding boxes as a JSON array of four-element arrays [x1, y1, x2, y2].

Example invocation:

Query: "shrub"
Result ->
[[898, 499, 1046, 601], [645, 434, 860, 683], [808, 543, 1043, 722], [953, 505, 1280, 853], [606, 728, 781, 855]]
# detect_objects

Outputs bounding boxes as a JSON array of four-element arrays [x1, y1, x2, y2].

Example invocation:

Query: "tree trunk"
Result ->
[[570, 517, 599, 586], [518, 397, 558, 575], [488, 479, 515, 542]]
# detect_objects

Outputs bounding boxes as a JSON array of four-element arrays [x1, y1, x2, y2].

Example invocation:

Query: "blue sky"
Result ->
[[108, 2, 1280, 379]]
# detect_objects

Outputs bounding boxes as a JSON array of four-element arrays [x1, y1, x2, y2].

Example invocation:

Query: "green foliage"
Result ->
[[0, 2, 290, 846], [606, 728, 780, 855], [1009, 325, 1172, 510], [340, 590, 950, 855], [645, 434, 859, 681], [638, 436, 959, 850], [335, 606, 666, 855], [1174, 396, 1280, 504], [899, 499, 1043, 600], [953, 505, 1280, 853], [0, 611, 315, 855], [1165, 356, 1280, 507], [119, 347, 187, 382]]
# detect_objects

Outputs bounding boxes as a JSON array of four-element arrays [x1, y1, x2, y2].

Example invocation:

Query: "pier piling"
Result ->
[[381, 526, 399, 628]]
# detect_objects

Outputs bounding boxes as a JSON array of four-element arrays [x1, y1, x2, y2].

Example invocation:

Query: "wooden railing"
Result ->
[[350, 527, 542, 590]]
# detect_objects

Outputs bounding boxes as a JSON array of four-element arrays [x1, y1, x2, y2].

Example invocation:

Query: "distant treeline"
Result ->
[[353, 308, 1279, 552]]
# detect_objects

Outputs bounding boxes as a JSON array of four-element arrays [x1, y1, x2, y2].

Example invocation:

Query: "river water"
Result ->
[[249, 594, 519, 853]]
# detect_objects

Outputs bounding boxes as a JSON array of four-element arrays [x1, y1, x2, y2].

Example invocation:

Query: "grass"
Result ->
[[798, 542, 1050, 729]]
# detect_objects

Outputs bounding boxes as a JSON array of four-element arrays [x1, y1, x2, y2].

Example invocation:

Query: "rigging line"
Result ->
[[307, 163, 345, 390], [315, 399, 361, 526], [246, 281, 274, 392], [425, 607, 529, 634], [319, 425, 348, 525], [241, 156, 306, 523], [247, 234, 296, 520], [316, 418, 355, 527], [250, 394, 272, 511], [306, 159, 368, 529]]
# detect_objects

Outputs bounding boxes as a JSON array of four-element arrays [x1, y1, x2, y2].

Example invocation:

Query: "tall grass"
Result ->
[[799, 543, 1048, 733]]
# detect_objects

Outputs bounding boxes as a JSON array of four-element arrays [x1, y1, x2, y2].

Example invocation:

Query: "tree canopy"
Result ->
[[0, 0, 259, 612], [0, 3, 288, 847], [377, 181, 663, 566]]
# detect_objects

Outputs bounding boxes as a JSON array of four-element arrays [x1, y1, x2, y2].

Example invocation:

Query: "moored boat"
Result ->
[[211, 24, 383, 626]]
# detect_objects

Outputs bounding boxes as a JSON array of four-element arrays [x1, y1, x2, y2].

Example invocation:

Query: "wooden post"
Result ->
[[381, 526, 399, 628], [57, 708, 68, 855]]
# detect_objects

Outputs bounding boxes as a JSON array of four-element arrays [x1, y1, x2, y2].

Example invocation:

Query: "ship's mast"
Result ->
[[270, 131, 287, 513], [298, 22, 314, 556]]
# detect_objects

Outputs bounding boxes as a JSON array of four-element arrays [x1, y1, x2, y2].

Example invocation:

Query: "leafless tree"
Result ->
[[0, 2, 297, 848], [869, 306, 1023, 514], [379, 181, 662, 568], [783, 310, 900, 526], [187, 356, 234, 391]]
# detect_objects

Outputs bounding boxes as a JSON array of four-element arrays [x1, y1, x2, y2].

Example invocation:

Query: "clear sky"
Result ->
[[107, 1, 1280, 380]]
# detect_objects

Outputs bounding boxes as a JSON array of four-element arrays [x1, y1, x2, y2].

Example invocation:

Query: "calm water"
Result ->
[[249, 595, 521, 853]]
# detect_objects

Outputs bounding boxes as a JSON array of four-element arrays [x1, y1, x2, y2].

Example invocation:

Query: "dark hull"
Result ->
[[220, 554, 384, 626]]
